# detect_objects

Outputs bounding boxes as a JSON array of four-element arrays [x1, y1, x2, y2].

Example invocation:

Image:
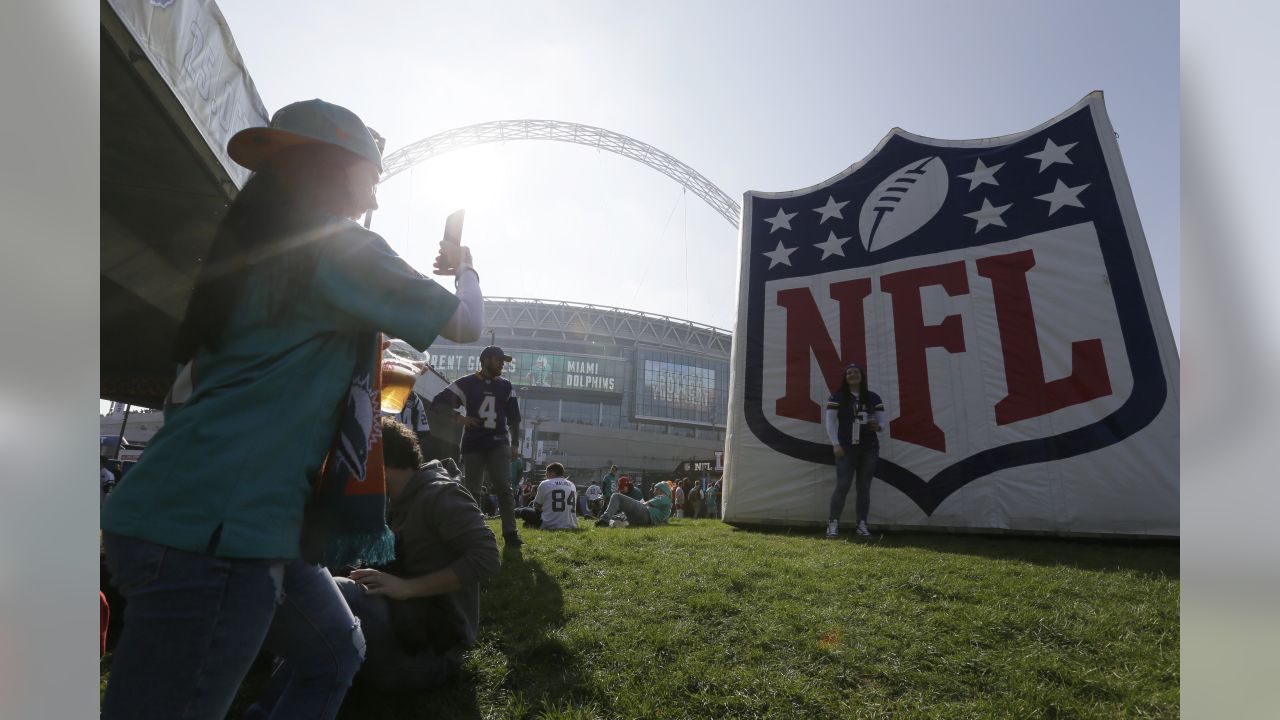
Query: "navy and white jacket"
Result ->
[[825, 390, 886, 448]]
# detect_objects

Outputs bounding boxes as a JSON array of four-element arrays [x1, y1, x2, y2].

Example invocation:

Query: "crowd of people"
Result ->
[[97, 98, 882, 718], [457, 456, 727, 529], [470, 461, 725, 530]]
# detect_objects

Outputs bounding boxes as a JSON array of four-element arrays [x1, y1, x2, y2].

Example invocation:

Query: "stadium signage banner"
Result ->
[[430, 350, 623, 394], [723, 93, 1179, 535], [634, 350, 730, 426], [642, 360, 716, 412], [678, 460, 719, 473]]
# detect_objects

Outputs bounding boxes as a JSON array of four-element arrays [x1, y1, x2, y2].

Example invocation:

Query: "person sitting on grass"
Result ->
[[339, 418, 500, 691], [620, 476, 644, 501], [513, 462, 580, 530], [479, 483, 499, 517], [594, 480, 672, 528], [585, 480, 603, 517]]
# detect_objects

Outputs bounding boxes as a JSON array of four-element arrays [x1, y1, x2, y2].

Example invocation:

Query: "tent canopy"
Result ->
[[101, 0, 267, 407]]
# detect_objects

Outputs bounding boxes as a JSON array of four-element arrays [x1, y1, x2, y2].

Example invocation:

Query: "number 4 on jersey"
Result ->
[[478, 395, 497, 429]]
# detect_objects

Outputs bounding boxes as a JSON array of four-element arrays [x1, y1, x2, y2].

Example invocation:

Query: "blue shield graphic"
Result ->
[[736, 93, 1173, 517]]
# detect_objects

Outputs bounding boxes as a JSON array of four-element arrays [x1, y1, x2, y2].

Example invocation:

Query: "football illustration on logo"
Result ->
[[858, 156, 949, 252]]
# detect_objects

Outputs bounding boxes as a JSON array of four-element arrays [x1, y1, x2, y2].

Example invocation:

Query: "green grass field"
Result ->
[[105, 519, 1179, 718]]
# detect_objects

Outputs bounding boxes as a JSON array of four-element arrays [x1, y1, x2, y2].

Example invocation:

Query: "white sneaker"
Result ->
[[826, 519, 839, 538], [856, 521, 871, 537]]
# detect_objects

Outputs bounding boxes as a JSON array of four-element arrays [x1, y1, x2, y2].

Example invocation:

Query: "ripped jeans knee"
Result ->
[[269, 562, 286, 605], [346, 615, 367, 671]]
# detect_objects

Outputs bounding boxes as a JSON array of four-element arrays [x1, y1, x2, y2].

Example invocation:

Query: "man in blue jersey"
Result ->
[[433, 346, 524, 547]]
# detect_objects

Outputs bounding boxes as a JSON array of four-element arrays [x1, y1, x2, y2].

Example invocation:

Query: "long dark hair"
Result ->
[[837, 363, 870, 409], [173, 146, 366, 362]]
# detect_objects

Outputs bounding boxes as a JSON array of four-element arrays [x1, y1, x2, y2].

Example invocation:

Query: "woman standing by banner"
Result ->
[[825, 362, 885, 538]]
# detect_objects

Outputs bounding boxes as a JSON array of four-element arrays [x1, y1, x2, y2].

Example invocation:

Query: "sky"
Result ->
[[213, 0, 1177, 338]]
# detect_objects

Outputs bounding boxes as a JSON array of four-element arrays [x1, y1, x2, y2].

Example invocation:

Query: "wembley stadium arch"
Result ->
[[381, 120, 743, 229]]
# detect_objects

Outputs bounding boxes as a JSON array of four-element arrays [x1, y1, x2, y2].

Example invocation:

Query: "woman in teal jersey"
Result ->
[[100, 100, 484, 719]]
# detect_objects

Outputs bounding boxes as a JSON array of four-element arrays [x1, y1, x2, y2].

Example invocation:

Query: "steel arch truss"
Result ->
[[381, 120, 742, 228]]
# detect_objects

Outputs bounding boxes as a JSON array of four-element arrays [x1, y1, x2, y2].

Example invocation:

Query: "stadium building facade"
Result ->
[[424, 298, 730, 485]]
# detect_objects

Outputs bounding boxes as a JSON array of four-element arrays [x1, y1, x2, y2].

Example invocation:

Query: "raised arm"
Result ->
[[438, 257, 483, 343]]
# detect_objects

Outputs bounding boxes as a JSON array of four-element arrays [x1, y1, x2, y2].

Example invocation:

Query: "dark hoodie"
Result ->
[[379, 460, 499, 652]]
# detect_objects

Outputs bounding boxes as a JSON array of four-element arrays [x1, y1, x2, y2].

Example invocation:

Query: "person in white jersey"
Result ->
[[514, 463, 579, 530], [584, 481, 603, 518]]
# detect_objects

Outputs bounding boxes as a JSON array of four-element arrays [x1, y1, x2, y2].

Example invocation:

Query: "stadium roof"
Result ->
[[480, 297, 732, 357]]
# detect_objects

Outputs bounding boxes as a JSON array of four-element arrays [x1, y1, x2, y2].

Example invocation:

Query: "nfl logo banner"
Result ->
[[722, 93, 1178, 536]]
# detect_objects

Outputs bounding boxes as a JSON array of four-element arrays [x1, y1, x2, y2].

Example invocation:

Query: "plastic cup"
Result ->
[[380, 358, 418, 414]]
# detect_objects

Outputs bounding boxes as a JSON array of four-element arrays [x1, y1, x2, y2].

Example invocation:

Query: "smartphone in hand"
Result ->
[[434, 209, 466, 275]]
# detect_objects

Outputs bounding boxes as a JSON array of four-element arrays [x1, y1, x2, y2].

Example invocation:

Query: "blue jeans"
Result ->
[[244, 560, 364, 719], [333, 577, 459, 690], [602, 492, 653, 526], [515, 506, 543, 528], [829, 445, 879, 523], [101, 532, 285, 720], [463, 446, 516, 535]]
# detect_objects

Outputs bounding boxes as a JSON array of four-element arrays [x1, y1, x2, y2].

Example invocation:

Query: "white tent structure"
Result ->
[[102, 0, 268, 408]]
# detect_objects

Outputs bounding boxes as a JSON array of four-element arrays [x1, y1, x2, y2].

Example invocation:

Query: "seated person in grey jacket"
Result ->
[[338, 417, 500, 690]]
